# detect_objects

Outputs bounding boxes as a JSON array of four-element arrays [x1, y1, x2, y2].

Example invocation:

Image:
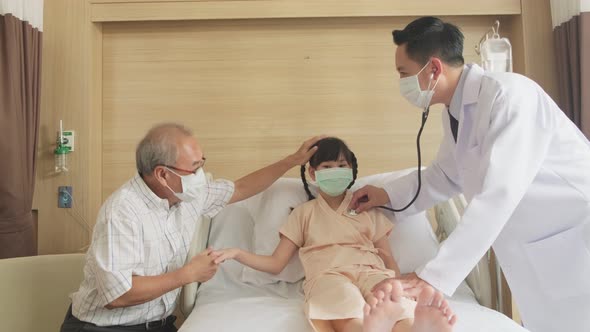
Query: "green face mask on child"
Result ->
[[315, 168, 353, 197]]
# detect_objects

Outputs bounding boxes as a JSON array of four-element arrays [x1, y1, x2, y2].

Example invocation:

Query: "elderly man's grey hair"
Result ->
[[136, 123, 194, 176]]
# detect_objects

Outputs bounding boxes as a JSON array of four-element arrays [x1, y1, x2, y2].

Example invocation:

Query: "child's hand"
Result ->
[[211, 248, 241, 264]]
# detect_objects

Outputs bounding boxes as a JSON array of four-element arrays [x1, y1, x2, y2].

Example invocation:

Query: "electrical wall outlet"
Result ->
[[58, 186, 72, 208]]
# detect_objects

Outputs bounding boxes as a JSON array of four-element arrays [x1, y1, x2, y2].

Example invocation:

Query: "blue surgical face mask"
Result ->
[[315, 168, 353, 197]]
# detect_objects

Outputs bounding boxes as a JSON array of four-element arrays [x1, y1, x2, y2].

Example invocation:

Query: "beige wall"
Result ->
[[35, 0, 99, 253], [101, 16, 496, 198], [35, 0, 557, 256]]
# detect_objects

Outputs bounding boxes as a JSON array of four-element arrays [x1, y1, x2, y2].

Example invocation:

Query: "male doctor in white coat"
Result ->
[[350, 17, 590, 332]]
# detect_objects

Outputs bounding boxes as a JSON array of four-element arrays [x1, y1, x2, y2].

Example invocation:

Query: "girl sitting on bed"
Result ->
[[212, 137, 456, 332]]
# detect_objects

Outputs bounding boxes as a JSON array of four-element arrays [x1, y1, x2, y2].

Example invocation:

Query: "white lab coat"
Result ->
[[384, 64, 590, 332]]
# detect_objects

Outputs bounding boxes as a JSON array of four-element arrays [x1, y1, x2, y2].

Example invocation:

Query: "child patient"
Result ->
[[212, 137, 456, 332]]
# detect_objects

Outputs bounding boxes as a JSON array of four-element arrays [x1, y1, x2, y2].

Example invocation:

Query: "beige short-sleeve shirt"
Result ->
[[280, 191, 394, 279]]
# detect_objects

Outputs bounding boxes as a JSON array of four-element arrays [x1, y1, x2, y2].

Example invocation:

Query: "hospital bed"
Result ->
[[178, 170, 528, 332]]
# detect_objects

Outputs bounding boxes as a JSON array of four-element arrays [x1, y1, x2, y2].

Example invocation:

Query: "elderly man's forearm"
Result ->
[[105, 268, 191, 309]]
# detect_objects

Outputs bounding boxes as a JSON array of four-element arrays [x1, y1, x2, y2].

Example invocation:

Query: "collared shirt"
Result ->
[[71, 174, 234, 326], [448, 64, 471, 119]]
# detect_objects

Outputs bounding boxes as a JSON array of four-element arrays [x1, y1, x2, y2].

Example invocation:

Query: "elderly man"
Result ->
[[60, 123, 321, 332]]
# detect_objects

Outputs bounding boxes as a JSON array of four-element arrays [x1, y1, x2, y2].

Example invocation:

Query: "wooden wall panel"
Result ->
[[37, 0, 558, 256], [36, 0, 96, 254], [101, 16, 498, 198], [90, 0, 521, 22]]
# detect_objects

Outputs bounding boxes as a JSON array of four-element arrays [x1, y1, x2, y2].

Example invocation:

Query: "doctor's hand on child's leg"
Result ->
[[371, 273, 432, 302], [399, 273, 432, 301]]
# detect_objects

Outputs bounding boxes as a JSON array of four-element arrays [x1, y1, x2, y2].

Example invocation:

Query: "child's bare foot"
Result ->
[[363, 280, 405, 332], [412, 286, 457, 332]]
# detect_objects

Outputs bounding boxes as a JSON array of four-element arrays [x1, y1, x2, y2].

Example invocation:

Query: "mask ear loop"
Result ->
[[163, 166, 183, 195], [421, 71, 439, 117], [426, 68, 440, 92]]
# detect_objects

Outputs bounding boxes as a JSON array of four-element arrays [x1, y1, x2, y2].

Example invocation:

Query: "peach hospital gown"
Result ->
[[280, 191, 415, 327]]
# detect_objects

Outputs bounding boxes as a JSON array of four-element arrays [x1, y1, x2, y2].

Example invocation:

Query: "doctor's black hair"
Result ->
[[300, 137, 358, 201], [392, 16, 465, 67]]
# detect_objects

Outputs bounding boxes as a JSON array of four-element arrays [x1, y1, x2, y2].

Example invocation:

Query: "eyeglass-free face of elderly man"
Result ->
[[60, 123, 323, 332]]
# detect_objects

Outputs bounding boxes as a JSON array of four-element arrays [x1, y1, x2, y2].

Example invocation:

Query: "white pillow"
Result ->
[[242, 170, 440, 284]]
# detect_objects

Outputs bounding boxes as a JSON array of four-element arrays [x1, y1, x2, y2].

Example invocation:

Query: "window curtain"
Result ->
[[0, 0, 43, 258], [550, 0, 590, 138]]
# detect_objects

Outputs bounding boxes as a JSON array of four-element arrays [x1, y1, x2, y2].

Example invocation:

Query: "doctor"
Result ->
[[350, 17, 590, 332]]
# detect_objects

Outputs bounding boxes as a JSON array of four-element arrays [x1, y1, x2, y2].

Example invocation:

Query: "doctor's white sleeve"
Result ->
[[383, 132, 461, 217], [417, 85, 555, 296]]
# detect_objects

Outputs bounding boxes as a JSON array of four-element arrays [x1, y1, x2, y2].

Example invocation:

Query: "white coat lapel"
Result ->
[[456, 65, 485, 155]]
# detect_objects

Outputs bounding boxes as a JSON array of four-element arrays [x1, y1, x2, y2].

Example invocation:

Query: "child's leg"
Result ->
[[411, 286, 457, 332], [364, 282, 458, 332], [391, 319, 412, 332], [359, 269, 414, 331], [311, 318, 364, 332], [331, 318, 363, 332], [363, 281, 406, 332], [305, 272, 367, 332], [311, 319, 336, 332]]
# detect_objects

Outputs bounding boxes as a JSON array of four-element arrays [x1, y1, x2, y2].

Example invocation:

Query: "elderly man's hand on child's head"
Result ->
[[285, 135, 327, 167]]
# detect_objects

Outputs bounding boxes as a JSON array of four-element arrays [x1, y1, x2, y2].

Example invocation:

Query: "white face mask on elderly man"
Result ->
[[165, 167, 208, 203]]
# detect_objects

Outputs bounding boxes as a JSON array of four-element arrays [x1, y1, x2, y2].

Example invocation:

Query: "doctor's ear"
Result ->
[[430, 57, 444, 80]]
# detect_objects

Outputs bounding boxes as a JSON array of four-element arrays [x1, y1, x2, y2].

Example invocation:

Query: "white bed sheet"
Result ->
[[179, 201, 529, 332], [182, 296, 527, 332], [181, 265, 527, 332]]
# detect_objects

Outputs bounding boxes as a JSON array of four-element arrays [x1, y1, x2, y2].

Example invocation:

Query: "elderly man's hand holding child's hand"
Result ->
[[210, 248, 241, 265], [182, 247, 220, 283]]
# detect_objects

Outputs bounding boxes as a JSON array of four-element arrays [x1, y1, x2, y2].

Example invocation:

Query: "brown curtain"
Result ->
[[0, 13, 42, 258], [554, 12, 590, 138]]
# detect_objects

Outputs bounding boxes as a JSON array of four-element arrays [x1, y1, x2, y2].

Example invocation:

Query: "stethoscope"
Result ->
[[348, 107, 429, 216], [348, 70, 436, 215], [378, 107, 429, 212]]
